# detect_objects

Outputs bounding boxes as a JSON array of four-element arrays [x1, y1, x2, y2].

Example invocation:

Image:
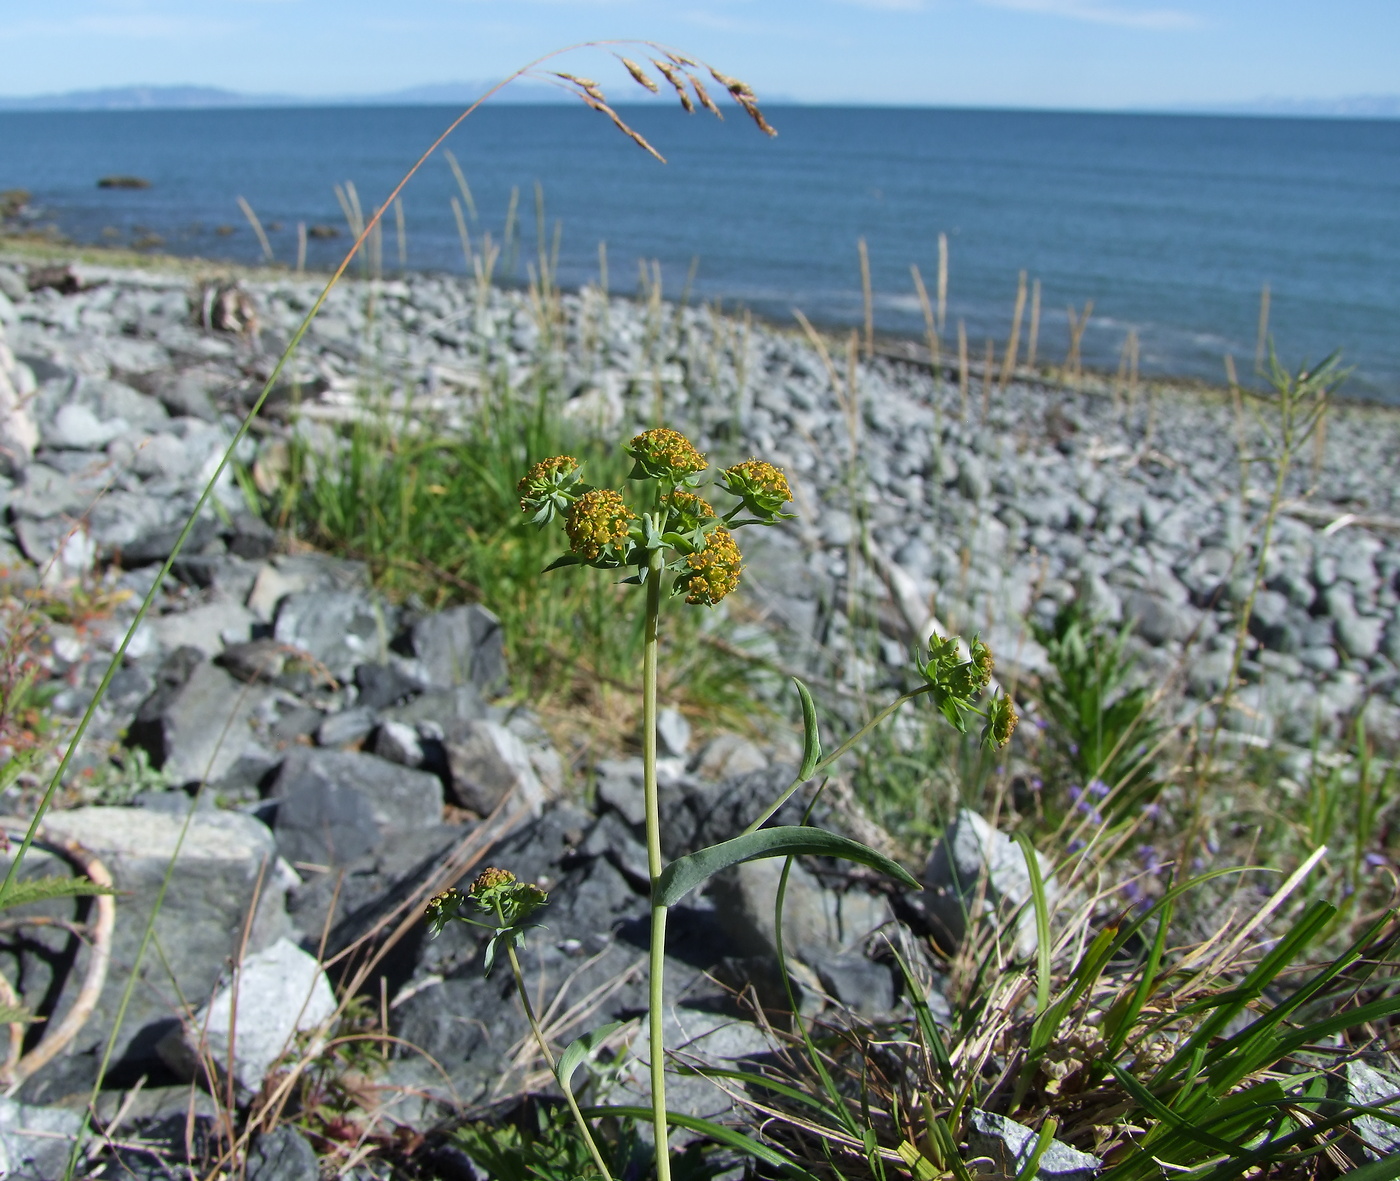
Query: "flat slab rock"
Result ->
[[269, 747, 444, 868]]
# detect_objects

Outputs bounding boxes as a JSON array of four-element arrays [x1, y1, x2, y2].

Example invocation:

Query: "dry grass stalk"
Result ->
[[858, 237, 874, 359], [911, 263, 940, 371], [1026, 276, 1041, 369], [999, 268, 1028, 390], [393, 198, 407, 271], [982, 337, 995, 417], [936, 231, 948, 331], [1255, 281, 1271, 373], [295, 221, 307, 274], [1065, 299, 1093, 384], [443, 150, 478, 221], [450, 195, 473, 269], [236, 196, 274, 263], [957, 317, 970, 420]]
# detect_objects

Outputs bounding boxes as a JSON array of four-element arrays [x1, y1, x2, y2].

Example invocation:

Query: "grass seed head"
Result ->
[[566, 488, 636, 561], [620, 57, 661, 93], [680, 527, 743, 605]]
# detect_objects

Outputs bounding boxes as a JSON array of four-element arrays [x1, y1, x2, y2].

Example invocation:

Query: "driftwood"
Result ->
[[0, 822, 116, 1090]]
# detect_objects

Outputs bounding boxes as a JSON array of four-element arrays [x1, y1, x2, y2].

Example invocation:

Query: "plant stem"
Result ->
[[743, 684, 934, 835], [641, 547, 672, 1181], [500, 912, 614, 1181]]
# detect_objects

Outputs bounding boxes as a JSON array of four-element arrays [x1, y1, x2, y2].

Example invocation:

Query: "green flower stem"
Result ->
[[640, 546, 673, 1181], [742, 684, 935, 836], [497, 906, 614, 1181]]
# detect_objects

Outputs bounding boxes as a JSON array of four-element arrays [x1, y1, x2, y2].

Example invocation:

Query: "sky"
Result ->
[[1, 0, 1398, 109]]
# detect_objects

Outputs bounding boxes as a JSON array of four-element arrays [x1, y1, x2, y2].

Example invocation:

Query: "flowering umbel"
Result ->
[[677, 527, 743, 605], [517, 455, 581, 525], [566, 488, 636, 562], [625, 427, 707, 482], [518, 427, 790, 607], [720, 459, 794, 521]]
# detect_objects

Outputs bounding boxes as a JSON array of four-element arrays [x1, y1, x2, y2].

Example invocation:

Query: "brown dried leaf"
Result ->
[[620, 57, 661, 94], [652, 59, 695, 113], [688, 73, 723, 119]]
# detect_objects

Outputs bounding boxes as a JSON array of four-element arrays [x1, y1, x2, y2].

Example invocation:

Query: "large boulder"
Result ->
[[2, 807, 293, 1100]]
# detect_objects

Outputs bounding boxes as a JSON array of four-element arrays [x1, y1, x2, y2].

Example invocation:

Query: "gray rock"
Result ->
[[354, 661, 422, 709], [9, 807, 291, 1095], [710, 855, 891, 963], [411, 604, 508, 696], [1336, 612, 1384, 661], [245, 1125, 320, 1181], [445, 720, 549, 815], [153, 366, 230, 421], [374, 719, 424, 767], [315, 705, 376, 747], [609, 1008, 772, 1140], [0, 1096, 88, 1180], [380, 684, 485, 731], [967, 1108, 1102, 1180], [1123, 589, 1198, 646], [270, 747, 444, 867], [1337, 1060, 1400, 1162], [657, 706, 692, 758], [273, 590, 390, 681], [690, 732, 767, 781], [158, 938, 336, 1099], [923, 809, 1055, 958], [132, 660, 273, 786], [596, 759, 647, 828]]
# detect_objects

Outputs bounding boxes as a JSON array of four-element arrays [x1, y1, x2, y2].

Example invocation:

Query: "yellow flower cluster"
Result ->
[[663, 489, 716, 529], [470, 867, 517, 895], [516, 454, 579, 511], [682, 527, 742, 605], [565, 488, 636, 560], [629, 427, 707, 477], [725, 458, 791, 503]]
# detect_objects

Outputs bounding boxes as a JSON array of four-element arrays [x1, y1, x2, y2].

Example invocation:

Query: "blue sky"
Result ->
[[2, 1, 1398, 108]]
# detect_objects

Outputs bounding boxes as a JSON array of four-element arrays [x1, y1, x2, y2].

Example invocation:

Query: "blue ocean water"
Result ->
[[2, 104, 1397, 401]]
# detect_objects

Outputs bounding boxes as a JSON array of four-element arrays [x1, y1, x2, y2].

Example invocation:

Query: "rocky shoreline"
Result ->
[[0, 251, 1397, 1175]]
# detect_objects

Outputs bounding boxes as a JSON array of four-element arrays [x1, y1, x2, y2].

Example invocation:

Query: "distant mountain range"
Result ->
[[0, 81, 587, 111], [0, 84, 1397, 118], [1170, 95, 1400, 119]]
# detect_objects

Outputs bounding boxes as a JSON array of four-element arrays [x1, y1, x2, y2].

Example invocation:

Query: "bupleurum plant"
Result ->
[[431, 426, 1016, 1180]]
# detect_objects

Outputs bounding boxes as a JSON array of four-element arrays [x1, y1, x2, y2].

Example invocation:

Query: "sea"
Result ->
[[2, 104, 1398, 402]]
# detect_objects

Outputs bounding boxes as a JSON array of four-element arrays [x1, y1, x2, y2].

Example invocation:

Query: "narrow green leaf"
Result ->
[[795, 678, 822, 781], [1013, 1117, 1058, 1181], [655, 826, 919, 908], [0, 876, 116, 911], [889, 944, 954, 1091], [558, 1020, 626, 1096], [1110, 1064, 1249, 1157], [0, 1001, 35, 1024], [1014, 834, 1051, 1019], [674, 1065, 845, 1120], [582, 1105, 823, 1181], [543, 553, 582, 572]]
